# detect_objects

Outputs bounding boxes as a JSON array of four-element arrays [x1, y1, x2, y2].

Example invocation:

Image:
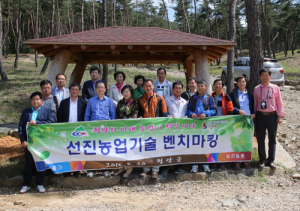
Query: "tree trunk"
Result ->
[[81, 0, 84, 31], [56, 0, 61, 35], [226, 0, 237, 94], [193, 0, 200, 34], [0, 2, 8, 81], [67, 3, 72, 33], [136, 0, 138, 27], [103, 0, 107, 27], [34, 0, 39, 67], [245, 0, 263, 92], [14, 0, 21, 69], [204, 0, 211, 37], [92, 0, 96, 29], [162, 0, 171, 30], [180, 0, 190, 33], [261, 0, 271, 58], [71, 0, 74, 33], [40, 0, 55, 75]]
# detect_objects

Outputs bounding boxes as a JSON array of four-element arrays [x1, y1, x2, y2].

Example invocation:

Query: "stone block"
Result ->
[[2, 176, 51, 187], [122, 173, 153, 187], [175, 172, 208, 182], [260, 166, 285, 176], [208, 171, 228, 181], [292, 173, 300, 179], [50, 175, 121, 188]]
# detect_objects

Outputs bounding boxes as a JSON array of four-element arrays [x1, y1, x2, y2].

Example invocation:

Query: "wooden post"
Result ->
[[69, 60, 88, 86], [184, 60, 195, 90], [47, 50, 72, 87], [194, 49, 212, 95]]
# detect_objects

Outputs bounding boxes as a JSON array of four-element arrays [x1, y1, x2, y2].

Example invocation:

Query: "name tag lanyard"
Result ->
[[260, 86, 271, 102]]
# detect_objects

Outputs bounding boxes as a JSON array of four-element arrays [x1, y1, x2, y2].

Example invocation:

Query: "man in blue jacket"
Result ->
[[18, 92, 55, 194], [187, 80, 216, 173], [82, 67, 107, 102]]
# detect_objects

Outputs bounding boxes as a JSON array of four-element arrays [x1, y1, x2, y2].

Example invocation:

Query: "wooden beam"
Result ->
[[36, 45, 55, 54], [207, 58, 213, 63], [69, 60, 88, 86], [194, 49, 212, 95], [207, 49, 222, 58], [71, 52, 84, 61], [216, 45, 234, 50], [84, 55, 184, 63], [165, 62, 170, 66], [44, 50, 57, 58], [186, 54, 194, 61], [47, 50, 72, 87], [67, 45, 195, 53], [53, 44, 67, 49], [184, 60, 195, 89], [206, 46, 228, 55], [207, 54, 217, 61]]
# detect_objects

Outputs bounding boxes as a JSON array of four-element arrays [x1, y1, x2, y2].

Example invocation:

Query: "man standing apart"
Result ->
[[19, 92, 54, 194], [51, 74, 70, 101], [84, 81, 115, 178], [254, 68, 284, 169], [137, 79, 168, 178], [82, 67, 107, 102], [181, 77, 197, 101], [40, 80, 61, 122], [165, 81, 188, 175], [154, 68, 173, 99]]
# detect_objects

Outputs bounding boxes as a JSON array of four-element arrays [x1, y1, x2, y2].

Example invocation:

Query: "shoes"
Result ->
[[86, 172, 95, 177], [235, 164, 241, 170], [244, 162, 250, 169], [219, 164, 226, 171], [114, 167, 125, 176], [211, 164, 217, 171], [259, 161, 265, 168], [191, 165, 198, 173], [175, 168, 186, 174], [36, 185, 46, 193], [270, 162, 277, 169], [140, 171, 150, 177], [123, 167, 133, 177], [152, 171, 158, 178], [203, 165, 210, 172], [103, 171, 111, 178], [20, 186, 30, 194], [161, 168, 168, 177]]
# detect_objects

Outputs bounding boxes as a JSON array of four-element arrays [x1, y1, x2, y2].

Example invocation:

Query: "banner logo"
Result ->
[[71, 126, 89, 137], [202, 122, 207, 129]]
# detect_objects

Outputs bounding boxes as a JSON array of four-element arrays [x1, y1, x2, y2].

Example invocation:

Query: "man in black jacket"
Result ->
[[82, 67, 107, 102], [57, 83, 87, 123], [19, 92, 54, 194], [229, 76, 255, 170]]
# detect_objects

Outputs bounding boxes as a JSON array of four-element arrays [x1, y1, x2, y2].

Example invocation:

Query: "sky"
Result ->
[[148, 0, 176, 21]]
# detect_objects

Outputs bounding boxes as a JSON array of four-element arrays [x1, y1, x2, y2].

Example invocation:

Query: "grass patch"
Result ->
[[250, 148, 260, 168], [0, 158, 25, 179]]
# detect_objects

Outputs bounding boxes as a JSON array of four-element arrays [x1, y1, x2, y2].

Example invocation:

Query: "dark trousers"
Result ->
[[22, 148, 45, 186], [256, 112, 278, 163]]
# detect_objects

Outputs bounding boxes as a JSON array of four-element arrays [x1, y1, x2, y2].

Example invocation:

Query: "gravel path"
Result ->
[[0, 175, 299, 210]]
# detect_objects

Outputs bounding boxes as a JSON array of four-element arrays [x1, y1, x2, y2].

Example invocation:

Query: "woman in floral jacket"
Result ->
[[115, 85, 138, 177]]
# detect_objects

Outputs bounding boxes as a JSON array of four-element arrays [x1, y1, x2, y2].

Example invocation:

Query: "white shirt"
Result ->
[[156, 80, 165, 97], [55, 87, 64, 101], [69, 98, 78, 122], [165, 95, 188, 118]]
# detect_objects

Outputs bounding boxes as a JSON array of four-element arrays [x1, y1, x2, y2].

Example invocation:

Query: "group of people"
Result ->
[[18, 66, 284, 194]]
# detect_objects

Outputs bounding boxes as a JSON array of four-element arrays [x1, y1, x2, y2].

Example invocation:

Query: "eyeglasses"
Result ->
[[42, 87, 51, 90], [57, 78, 65, 81]]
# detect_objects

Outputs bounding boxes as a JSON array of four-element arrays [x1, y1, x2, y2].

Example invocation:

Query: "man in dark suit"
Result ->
[[82, 66, 107, 102], [57, 83, 87, 123], [18, 91, 55, 194], [229, 76, 255, 170]]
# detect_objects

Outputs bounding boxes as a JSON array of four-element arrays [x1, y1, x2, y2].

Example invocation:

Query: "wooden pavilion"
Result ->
[[23, 26, 236, 93]]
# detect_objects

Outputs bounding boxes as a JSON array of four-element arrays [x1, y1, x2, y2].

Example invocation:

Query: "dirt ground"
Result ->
[[0, 176, 299, 210], [0, 136, 23, 161]]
